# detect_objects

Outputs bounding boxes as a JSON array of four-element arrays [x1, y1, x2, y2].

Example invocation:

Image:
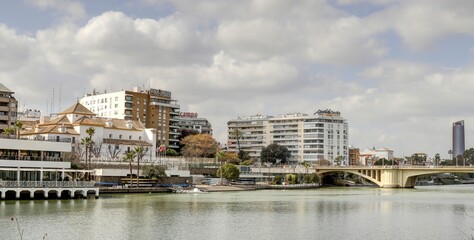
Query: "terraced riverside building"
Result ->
[[227, 110, 348, 165]]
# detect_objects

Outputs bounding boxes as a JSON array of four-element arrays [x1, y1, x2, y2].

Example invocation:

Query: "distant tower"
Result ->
[[452, 120, 465, 159]]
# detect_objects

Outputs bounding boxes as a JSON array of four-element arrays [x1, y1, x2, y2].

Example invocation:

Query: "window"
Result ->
[[129, 135, 132, 140], [109, 134, 112, 138], [119, 134, 122, 139]]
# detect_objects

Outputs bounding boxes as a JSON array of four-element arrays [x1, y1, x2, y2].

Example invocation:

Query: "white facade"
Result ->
[[22, 103, 156, 161], [80, 91, 127, 119], [227, 110, 349, 164], [359, 148, 394, 166]]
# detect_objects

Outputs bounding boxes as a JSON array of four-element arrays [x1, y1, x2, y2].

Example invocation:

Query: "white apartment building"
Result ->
[[79, 87, 180, 150], [227, 110, 348, 164]]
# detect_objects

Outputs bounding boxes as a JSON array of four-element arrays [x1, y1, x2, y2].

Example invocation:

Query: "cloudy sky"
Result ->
[[1, 0, 474, 159]]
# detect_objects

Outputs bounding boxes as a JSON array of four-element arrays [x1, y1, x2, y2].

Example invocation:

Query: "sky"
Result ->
[[1, 0, 474, 159]]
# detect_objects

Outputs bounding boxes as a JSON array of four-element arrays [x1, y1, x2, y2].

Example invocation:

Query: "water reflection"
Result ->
[[1, 186, 474, 240]]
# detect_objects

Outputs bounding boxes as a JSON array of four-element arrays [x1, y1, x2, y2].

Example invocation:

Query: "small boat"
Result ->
[[174, 187, 206, 193]]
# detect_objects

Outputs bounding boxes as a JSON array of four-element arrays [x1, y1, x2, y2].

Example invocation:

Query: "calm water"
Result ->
[[2, 185, 474, 240]]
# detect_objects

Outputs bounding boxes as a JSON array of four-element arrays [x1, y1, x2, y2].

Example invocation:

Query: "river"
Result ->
[[2, 185, 474, 240]]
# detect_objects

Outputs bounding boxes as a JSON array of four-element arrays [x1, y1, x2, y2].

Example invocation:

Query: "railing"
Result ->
[[0, 181, 96, 188]]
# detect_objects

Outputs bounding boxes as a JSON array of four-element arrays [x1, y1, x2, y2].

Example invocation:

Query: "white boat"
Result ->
[[174, 187, 206, 194]]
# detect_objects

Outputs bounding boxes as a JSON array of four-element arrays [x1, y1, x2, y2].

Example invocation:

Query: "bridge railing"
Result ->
[[0, 181, 96, 188]]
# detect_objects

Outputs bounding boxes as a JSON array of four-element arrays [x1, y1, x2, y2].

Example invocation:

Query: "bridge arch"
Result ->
[[316, 169, 384, 187]]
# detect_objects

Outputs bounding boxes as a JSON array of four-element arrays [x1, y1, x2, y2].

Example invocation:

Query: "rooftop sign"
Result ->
[[149, 88, 171, 98]]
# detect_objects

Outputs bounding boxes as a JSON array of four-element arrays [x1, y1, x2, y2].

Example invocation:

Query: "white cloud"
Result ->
[[2, 1, 474, 158], [27, 0, 86, 22]]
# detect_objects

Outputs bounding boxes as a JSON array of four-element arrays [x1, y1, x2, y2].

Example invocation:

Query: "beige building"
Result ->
[[79, 87, 180, 150], [21, 102, 156, 161], [0, 83, 18, 133]]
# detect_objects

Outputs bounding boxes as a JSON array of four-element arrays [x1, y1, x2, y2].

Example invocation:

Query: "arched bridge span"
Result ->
[[316, 166, 474, 188]]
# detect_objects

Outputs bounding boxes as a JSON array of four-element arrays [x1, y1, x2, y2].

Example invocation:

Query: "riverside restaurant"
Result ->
[[0, 137, 98, 200]]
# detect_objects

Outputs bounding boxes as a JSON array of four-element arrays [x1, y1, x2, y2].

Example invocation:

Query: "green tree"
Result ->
[[217, 163, 240, 182], [13, 120, 23, 139], [181, 134, 219, 158], [273, 175, 283, 185], [133, 146, 147, 187], [142, 165, 166, 179], [81, 127, 96, 178], [165, 148, 178, 157], [260, 143, 291, 164], [334, 156, 344, 166], [3, 127, 14, 137], [286, 174, 298, 184], [374, 158, 393, 166], [123, 151, 135, 187], [463, 148, 474, 166]]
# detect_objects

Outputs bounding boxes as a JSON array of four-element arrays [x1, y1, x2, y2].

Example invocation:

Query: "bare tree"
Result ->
[[91, 141, 103, 158], [108, 144, 122, 160]]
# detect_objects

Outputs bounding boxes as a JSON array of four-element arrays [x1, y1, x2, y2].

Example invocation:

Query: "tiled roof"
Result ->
[[59, 102, 96, 115]]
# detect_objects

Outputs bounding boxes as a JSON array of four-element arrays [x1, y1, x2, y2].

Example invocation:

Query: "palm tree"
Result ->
[[123, 151, 135, 187], [231, 128, 243, 158], [85, 127, 95, 173], [13, 121, 23, 139], [80, 127, 95, 180], [133, 146, 144, 187]]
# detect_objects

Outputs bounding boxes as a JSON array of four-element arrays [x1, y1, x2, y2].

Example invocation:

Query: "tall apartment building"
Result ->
[[176, 112, 213, 135], [0, 83, 18, 133], [80, 87, 180, 150], [227, 110, 348, 164]]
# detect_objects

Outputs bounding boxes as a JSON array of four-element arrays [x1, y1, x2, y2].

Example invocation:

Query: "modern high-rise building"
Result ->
[[452, 120, 465, 159], [176, 112, 213, 135], [227, 110, 348, 164], [0, 83, 18, 133], [80, 87, 180, 150]]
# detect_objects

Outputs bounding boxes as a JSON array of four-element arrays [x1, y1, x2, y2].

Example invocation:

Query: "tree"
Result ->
[[123, 151, 135, 187], [142, 165, 166, 179], [13, 121, 23, 139], [3, 127, 14, 137], [165, 148, 178, 157], [217, 163, 240, 182], [177, 128, 199, 154], [260, 143, 291, 164], [463, 148, 474, 166], [108, 144, 122, 159], [334, 156, 344, 166], [133, 146, 148, 187], [81, 127, 96, 178], [217, 152, 240, 165], [181, 134, 219, 158], [230, 128, 248, 160], [434, 153, 441, 166], [374, 158, 393, 166]]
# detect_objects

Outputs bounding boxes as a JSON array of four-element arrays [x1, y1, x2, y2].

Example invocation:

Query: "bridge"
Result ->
[[251, 166, 474, 188]]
